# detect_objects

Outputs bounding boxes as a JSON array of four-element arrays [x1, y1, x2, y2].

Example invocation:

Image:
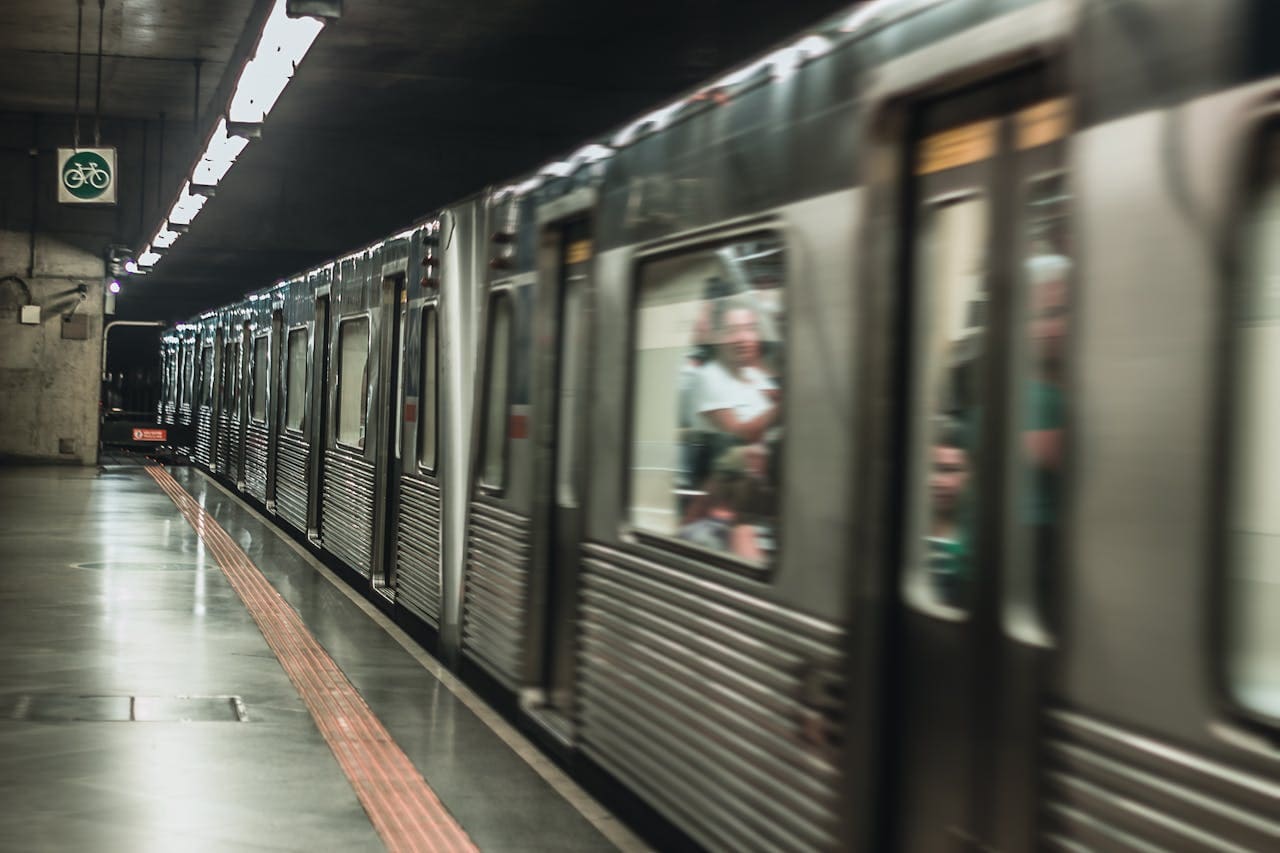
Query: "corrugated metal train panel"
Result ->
[[1042, 709, 1280, 852], [194, 409, 212, 466], [244, 421, 269, 502], [577, 542, 847, 853], [396, 475, 442, 625], [320, 446, 376, 573], [461, 500, 530, 684], [275, 431, 309, 533]]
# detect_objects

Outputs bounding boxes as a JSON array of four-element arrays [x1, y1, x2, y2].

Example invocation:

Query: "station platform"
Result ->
[[0, 462, 646, 853]]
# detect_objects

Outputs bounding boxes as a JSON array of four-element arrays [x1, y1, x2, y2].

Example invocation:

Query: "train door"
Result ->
[[372, 273, 406, 592], [527, 215, 592, 735], [236, 321, 251, 489], [887, 71, 1070, 852], [307, 292, 332, 539], [265, 309, 284, 511]]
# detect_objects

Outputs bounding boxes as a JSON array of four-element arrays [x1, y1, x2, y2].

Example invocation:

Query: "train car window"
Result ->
[[1006, 171, 1071, 640], [284, 328, 307, 432], [904, 195, 989, 614], [628, 234, 785, 569], [251, 335, 269, 423], [336, 316, 371, 449], [418, 306, 438, 473], [1227, 135, 1280, 721], [481, 294, 513, 489]]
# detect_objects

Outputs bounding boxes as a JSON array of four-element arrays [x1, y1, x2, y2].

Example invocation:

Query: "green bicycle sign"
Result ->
[[59, 149, 115, 202]]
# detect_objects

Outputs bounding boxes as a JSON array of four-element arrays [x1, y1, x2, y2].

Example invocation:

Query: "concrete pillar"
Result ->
[[0, 231, 104, 465]]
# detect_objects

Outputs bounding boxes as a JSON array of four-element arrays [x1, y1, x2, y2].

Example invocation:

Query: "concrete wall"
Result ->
[[0, 231, 103, 465]]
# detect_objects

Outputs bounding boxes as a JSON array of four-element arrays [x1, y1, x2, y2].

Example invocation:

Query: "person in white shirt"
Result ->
[[696, 304, 778, 444]]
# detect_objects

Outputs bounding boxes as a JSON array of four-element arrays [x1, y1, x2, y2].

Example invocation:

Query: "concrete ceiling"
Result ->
[[2, 0, 851, 321]]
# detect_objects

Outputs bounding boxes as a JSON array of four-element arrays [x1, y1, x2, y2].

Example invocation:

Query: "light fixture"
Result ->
[[167, 182, 208, 227], [152, 226, 181, 249], [228, 0, 325, 124], [192, 118, 250, 186], [129, 0, 332, 275], [108, 280, 121, 294], [124, 260, 139, 274]]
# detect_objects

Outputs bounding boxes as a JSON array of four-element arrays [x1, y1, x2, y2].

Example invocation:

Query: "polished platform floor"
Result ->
[[0, 463, 642, 852]]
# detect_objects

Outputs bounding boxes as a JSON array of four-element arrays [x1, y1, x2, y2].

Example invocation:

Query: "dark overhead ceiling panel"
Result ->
[[3, 0, 853, 321]]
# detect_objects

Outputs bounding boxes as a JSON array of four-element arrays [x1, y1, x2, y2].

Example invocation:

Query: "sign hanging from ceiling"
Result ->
[[57, 147, 117, 205]]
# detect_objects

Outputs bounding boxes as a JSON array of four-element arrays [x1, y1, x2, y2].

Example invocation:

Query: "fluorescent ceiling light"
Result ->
[[168, 182, 208, 227], [152, 226, 181, 249], [228, 0, 325, 123], [192, 119, 250, 185], [138, 247, 161, 267]]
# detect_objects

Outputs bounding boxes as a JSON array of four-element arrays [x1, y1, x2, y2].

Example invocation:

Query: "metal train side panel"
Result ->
[[580, 190, 858, 852], [319, 252, 379, 575], [273, 278, 314, 534], [1046, 73, 1280, 851], [242, 294, 275, 503], [194, 317, 217, 468], [459, 191, 537, 683], [396, 208, 482, 629]]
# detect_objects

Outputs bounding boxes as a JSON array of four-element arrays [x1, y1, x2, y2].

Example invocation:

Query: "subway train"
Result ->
[[157, 0, 1280, 849]]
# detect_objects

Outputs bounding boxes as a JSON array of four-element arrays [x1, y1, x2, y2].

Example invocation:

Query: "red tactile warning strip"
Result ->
[[146, 464, 478, 853]]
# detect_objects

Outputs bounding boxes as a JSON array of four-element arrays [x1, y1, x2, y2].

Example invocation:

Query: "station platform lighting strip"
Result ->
[[136, 0, 930, 285], [132, 0, 326, 273]]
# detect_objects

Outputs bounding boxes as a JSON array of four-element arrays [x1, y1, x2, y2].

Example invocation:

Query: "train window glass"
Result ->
[[336, 316, 371, 449], [1006, 172, 1070, 642], [628, 234, 785, 568], [904, 195, 989, 615], [418, 306, 438, 473], [251, 335, 269, 422], [285, 328, 307, 432], [481, 294, 513, 488], [556, 275, 585, 507], [1228, 136, 1280, 721]]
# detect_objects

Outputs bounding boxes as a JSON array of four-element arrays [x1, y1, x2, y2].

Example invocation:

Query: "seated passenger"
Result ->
[[677, 447, 775, 564]]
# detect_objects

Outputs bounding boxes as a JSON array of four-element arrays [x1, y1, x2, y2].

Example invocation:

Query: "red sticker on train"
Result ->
[[131, 428, 167, 442]]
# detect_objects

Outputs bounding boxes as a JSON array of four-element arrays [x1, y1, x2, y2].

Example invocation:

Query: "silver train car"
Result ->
[[159, 0, 1280, 849]]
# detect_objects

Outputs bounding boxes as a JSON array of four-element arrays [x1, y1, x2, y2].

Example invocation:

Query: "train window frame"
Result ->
[[417, 302, 440, 476], [1215, 120, 1280, 732], [620, 223, 791, 578], [478, 288, 515, 495], [334, 313, 372, 451], [250, 332, 270, 424], [283, 325, 308, 435]]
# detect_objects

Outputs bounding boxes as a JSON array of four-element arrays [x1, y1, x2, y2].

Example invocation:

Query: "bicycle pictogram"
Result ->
[[60, 150, 114, 200], [63, 161, 110, 190]]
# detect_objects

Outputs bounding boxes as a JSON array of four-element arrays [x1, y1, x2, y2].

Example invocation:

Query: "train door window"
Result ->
[[903, 194, 990, 614], [285, 328, 307, 432], [1227, 133, 1280, 721], [418, 306, 438, 473], [1005, 167, 1071, 642], [336, 316, 371, 449], [627, 234, 785, 568], [556, 275, 585, 507], [251, 334, 269, 423], [481, 293, 513, 489]]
